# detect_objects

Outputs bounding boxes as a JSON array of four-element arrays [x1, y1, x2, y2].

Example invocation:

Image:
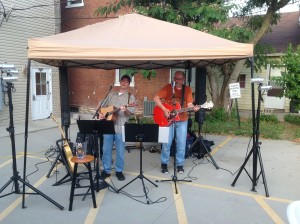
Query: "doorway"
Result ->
[[31, 68, 53, 120]]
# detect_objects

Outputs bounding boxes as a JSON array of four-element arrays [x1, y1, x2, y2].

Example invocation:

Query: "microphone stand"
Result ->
[[91, 85, 112, 191], [92, 85, 112, 119], [159, 82, 192, 194]]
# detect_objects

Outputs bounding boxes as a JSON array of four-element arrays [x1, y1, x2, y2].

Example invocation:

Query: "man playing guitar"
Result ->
[[98, 75, 136, 181], [153, 71, 200, 175]]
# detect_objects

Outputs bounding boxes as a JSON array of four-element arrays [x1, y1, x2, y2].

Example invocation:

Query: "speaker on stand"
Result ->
[[59, 67, 71, 139], [195, 67, 207, 127], [189, 68, 219, 168]]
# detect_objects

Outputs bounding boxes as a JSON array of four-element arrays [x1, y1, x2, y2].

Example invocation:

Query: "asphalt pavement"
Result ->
[[0, 115, 299, 224]]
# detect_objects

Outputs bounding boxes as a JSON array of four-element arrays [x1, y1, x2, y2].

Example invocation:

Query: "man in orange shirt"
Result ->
[[154, 71, 199, 174]]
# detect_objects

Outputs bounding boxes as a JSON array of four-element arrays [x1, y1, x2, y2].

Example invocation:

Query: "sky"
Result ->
[[280, 1, 300, 12], [228, 0, 300, 15]]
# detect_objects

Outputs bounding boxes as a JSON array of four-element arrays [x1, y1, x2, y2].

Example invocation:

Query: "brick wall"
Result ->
[[62, 1, 171, 115]]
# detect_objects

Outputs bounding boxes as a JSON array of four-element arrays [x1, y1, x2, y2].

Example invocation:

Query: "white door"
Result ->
[[31, 68, 53, 120], [264, 66, 285, 109]]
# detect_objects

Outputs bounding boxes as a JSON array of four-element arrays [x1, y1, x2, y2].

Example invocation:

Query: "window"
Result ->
[[35, 72, 47, 95], [115, 69, 135, 87], [66, 0, 84, 8], [238, 74, 246, 88]]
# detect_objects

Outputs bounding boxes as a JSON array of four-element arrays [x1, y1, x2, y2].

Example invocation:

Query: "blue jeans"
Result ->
[[102, 134, 125, 173], [161, 120, 188, 167]]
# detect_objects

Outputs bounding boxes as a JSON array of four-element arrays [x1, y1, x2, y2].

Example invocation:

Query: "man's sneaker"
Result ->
[[101, 171, 110, 179], [177, 166, 184, 174], [161, 164, 169, 174], [116, 172, 125, 181]]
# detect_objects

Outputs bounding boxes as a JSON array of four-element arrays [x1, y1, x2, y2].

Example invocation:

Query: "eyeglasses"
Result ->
[[121, 79, 129, 83], [174, 77, 184, 80]]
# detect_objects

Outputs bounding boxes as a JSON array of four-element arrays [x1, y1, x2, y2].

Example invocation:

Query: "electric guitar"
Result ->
[[99, 103, 136, 121], [153, 101, 214, 127], [50, 113, 74, 173]]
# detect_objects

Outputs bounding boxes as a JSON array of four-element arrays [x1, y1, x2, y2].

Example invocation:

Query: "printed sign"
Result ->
[[229, 83, 241, 99]]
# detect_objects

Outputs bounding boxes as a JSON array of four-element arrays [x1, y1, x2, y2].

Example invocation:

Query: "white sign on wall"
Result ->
[[229, 83, 241, 99]]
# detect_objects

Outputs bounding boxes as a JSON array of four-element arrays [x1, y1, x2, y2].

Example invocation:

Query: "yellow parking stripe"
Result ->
[[85, 178, 112, 224], [0, 155, 22, 168], [210, 136, 232, 155], [0, 175, 49, 222], [172, 183, 188, 224], [255, 197, 285, 224]]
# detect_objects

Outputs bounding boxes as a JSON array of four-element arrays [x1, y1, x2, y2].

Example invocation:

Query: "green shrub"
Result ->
[[284, 114, 300, 126], [259, 114, 279, 123], [209, 108, 229, 122]]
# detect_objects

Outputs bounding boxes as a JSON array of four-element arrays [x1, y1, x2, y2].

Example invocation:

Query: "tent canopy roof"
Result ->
[[28, 13, 253, 69]]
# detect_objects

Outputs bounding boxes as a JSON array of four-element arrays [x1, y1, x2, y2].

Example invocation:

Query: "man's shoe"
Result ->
[[101, 171, 110, 179], [177, 166, 184, 174], [161, 164, 168, 174], [116, 172, 125, 181]]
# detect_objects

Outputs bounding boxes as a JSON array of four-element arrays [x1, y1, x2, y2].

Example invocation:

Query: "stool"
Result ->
[[69, 155, 97, 211]]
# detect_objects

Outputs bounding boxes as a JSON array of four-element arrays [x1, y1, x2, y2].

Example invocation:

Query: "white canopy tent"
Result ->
[[22, 14, 256, 206], [27, 13, 253, 70]]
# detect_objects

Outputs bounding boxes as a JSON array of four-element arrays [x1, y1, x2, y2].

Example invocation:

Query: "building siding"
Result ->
[[0, 0, 61, 128]]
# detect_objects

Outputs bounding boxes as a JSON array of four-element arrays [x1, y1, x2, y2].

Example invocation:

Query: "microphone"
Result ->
[[108, 85, 113, 92], [172, 81, 176, 94]]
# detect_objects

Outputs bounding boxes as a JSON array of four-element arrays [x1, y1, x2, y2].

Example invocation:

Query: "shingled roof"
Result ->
[[259, 11, 300, 53]]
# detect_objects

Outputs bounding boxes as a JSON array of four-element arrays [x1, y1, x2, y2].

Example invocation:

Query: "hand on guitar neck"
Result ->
[[97, 103, 136, 121], [153, 101, 214, 127]]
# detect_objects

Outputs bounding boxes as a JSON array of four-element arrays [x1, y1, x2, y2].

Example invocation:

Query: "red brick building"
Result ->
[[61, 1, 171, 115]]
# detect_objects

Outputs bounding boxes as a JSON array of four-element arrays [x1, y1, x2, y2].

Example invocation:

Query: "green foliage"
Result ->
[[121, 69, 157, 80], [272, 44, 300, 110], [206, 108, 229, 122], [259, 114, 279, 123], [284, 114, 300, 126]]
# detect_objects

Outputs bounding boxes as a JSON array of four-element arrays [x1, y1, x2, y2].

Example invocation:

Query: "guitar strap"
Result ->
[[128, 92, 131, 104], [181, 84, 185, 107]]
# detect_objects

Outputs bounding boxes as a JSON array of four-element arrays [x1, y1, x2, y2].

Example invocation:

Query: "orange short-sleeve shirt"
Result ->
[[157, 84, 193, 121]]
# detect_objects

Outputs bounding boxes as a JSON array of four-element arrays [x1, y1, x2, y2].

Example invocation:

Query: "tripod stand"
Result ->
[[189, 122, 219, 169], [0, 82, 64, 210], [117, 123, 159, 204], [231, 83, 269, 197], [159, 118, 192, 194]]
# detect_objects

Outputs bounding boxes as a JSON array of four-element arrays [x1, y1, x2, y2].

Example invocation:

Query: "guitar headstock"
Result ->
[[201, 101, 214, 110]]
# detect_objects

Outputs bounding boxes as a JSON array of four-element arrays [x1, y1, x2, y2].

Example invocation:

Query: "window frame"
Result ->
[[66, 0, 84, 8], [238, 74, 246, 89], [114, 69, 135, 87]]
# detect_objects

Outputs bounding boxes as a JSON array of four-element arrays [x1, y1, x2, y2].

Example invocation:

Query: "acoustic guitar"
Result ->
[[50, 113, 75, 173], [100, 103, 136, 121], [153, 101, 214, 127]]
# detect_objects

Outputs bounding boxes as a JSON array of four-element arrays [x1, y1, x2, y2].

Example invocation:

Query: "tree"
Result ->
[[273, 44, 300, 111], [95, 0, 292, 110]]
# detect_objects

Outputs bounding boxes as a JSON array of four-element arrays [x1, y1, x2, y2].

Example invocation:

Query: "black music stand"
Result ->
[[77, 120, 117, 193], [117, 123, 159, 204]]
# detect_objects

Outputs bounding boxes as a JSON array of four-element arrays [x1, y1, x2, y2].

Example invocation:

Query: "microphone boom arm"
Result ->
[[92, 85, 112, 119]]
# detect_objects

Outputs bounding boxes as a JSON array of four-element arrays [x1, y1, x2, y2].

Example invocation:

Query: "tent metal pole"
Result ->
[[22, 59, 31, 208], [22, 59, 64, 210]]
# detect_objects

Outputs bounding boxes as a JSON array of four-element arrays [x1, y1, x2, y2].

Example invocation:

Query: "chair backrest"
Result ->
[[287, 201, 300, 224]]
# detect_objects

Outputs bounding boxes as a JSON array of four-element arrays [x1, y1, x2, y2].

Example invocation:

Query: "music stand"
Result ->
[[117, 123, 159, 204], [77, 120, 117, 193]]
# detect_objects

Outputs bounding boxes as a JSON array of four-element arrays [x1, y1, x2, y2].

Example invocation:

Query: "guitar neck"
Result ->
[[51, 115, 67, 139], [105, 103, 134, 117], [176, 107, 194, 114], [106, 108, 121, 116]]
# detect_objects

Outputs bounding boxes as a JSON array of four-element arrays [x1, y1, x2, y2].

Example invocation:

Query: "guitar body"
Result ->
[[50, 114, 75, 173], [153, 102, 181, 127], [100, 106, 118, 121], [62, 141, 75, 173], [153, 101, 214, 127]]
